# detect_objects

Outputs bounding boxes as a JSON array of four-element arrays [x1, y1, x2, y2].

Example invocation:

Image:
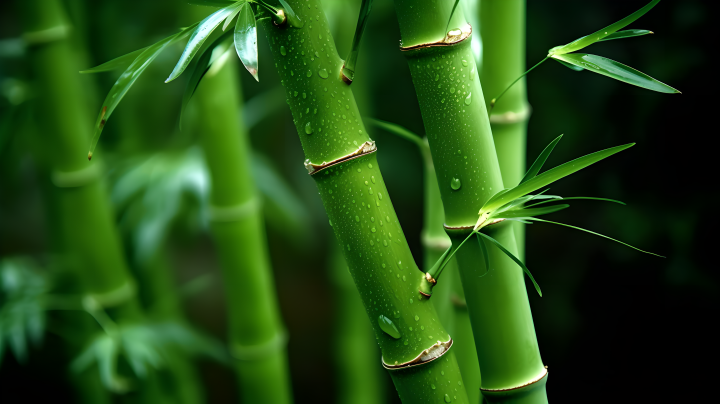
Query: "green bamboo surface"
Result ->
[[329, 243, 386, 404], [479, 0, 529, 258], [193, 56, 293, 404], [258, 1, 469, 401], [394, 0, 548, 402]]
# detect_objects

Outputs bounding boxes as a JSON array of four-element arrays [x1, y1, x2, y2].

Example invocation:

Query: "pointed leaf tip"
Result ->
[[234, 3, 259, 81]]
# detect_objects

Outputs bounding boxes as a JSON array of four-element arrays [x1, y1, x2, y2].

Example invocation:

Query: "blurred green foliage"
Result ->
[[0, 0, 714, 402]]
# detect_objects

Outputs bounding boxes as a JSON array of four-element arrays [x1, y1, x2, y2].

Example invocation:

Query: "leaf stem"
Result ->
[[490, 56, 548, 113], [341, 0, 374, 84]]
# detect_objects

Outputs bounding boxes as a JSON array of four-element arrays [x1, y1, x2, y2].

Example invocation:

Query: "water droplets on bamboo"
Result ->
[[464, 92, 472, 105], [305, 122, 313, 134], [378, 315, 401, 339], [451, 177, 462, 190], [280, 46, 287, 56], [318, 69, 328, 79]]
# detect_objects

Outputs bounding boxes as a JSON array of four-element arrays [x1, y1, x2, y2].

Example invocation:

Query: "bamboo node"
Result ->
[[51, 162, 103, 188], [23, 25, 71, 46], [208, 197, 260, 222], [480, 367, 548, 392], [382, 338, 453, 370], [425, 272, 437, 285], [489, 105, 532, 125], [231, 330, 289, 361], [399, 23, 472, 51], [304, 140, 376, 175]]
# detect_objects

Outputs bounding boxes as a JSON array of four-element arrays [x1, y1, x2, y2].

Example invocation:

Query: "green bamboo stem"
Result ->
[[193, 56, 293, 404], [421, 142, 481, 404], [258, 1, 469, 401], [479, 0, 530, 259], [20, 1, 202, 401], [329, 243, 386, 404], [393, 0, 548, 402]]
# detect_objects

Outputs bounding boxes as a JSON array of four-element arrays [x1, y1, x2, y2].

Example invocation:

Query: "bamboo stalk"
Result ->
[[393, 0, 548, 402], [192, 55, 293, 404], [258, 1, 469, 401], [20, 1, 202, 401], [479, 0, 530, 258]]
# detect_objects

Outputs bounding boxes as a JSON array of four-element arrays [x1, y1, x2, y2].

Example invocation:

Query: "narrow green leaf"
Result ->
[[166, 3, 239, 83], [498, 204, 570, 219], [525, 196, 626, 208], [481, 143, 634, 214], [477, 232, 542, 297], [427, 245, 452, 278], [234, 2, 258, 81], [552, 53, 680, 94], [366, 118, 425, 149], [549, 0, 661, 55], [278, 0, 303, 28], [80, 47, 148, 74], [554, 58, 584, 72], [599, 29, 653, 41], [222, 2, 244, 31], [445, 0, 461, 36], [88, 23, 199, 158], [476, 233, 489, 276], [529, 218, 664, 257], [180, 30, 233, 127], [189, 0, 234, 7], [519, 135, 563, 184]]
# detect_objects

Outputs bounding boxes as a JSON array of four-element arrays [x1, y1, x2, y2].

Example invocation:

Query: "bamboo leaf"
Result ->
[[88, 23, 199, 158], [476, 233, 489, 276], [234, 2, 259, 81], [554, 58, 584, 72], [519, 135, 563, 184], [278, 0, 303, 28], [498, 204, 569, 219], [477, 232, 542, 297], [166, 3, 239, 83], [180, 30, 233, 127], [80, 47, 148, 74], [549, 0, 661, 55], [599, 29, 653, 41], [529, 218, 664, 257], [427, 245, 452, 278], [366, 118, 426, 149], [525, 196, 626, 208], [481, 143, 634, 214], [222, 2, 244, 31], [551, 53, 680, 94]]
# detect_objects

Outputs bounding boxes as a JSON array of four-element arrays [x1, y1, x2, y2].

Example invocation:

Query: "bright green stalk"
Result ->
[[394, 0, 548, 402], [193, 56, 293, 404], [479, 0, 530, 258], [329, 243, 386, 404], [421, 142, 481, 404], [259, 1, 468, 402]]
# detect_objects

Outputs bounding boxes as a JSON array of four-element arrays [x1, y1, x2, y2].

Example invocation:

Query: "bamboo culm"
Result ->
[[479, 0, 530, 258], [393, 0, 548, 402], [259, 1, 469, 401], [193, 56, 293, 404]]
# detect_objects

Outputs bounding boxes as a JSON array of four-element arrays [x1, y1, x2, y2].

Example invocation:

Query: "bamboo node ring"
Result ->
[[382, 338, 453, 370], [400, 23, 472, 51], [304, 140, 376, 175]]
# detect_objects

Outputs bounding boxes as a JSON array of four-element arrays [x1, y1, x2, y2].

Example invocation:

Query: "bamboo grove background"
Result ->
[[0, 0, 715, 403]]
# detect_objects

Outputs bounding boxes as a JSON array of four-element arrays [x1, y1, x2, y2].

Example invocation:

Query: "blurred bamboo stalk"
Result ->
[[19, 1, 202, 402], [193, 55, 293, 403], [479, 0, 530, 258]]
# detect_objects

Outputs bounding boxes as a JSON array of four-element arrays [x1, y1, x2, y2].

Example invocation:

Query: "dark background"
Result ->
[[0, 0, 715, 402]]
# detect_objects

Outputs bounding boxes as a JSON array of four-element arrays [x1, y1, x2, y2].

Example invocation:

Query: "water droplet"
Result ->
[[402, 276, 406, 281], [435, 74, 440, 81], [449, 87, 455, 93], [305, 122, 313, 135], [306, 70, 312, 77], [378, 315, 401, 339], [293, 91, 298, 97], [302, 92, 307, 99], [441, 370, 445, 376], [404, 340, 409, 345], [464, 92, 472, 106], [421, 325, 424, 330], [431, 384, 436, 390], [355, 216, 360, 222], [371, 217, 375, 222], [409, 298, 413, 304], [280, 46, 287, 56], [368, 163, 373, 169], [378, 193, 383, 200], [444, 394, 452, 403], [371, 227, 376, 233], [318, 69, 329, 79], [462, 60, 468, 67], [450, 177, 462, 191], [383, 240, 388, 247], [371, 176, 376, 183]]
